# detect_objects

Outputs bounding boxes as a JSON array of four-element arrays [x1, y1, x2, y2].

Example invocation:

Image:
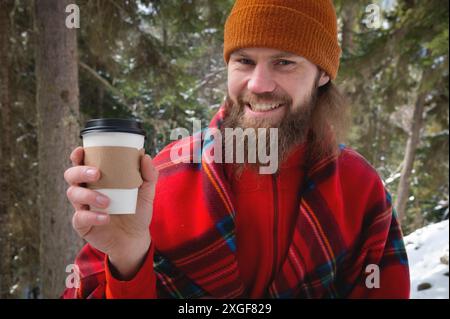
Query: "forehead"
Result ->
[[230, 47, 305, 60]]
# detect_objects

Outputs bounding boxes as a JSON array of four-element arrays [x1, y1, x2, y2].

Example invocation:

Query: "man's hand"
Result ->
[[64, 146, 158, 279]]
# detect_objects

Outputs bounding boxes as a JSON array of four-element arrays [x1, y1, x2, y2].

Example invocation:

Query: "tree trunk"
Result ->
[[0, 0, 14, 299], [395, 91, 427, 222], [34, 0, 84, 298], [341, 1, 356, 55]]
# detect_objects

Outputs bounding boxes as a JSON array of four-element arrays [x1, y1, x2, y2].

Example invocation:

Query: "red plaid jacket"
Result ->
[[62, 107, 410, 299]]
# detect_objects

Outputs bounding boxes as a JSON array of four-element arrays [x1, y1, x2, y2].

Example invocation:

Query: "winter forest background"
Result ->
[[0, 0, 448, 298]]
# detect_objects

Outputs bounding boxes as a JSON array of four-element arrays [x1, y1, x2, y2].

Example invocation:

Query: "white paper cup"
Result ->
[[80, 119, 146, 215]]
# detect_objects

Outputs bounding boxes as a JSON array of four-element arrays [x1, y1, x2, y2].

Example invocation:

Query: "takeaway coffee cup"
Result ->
[[80, 118, 146, 215]]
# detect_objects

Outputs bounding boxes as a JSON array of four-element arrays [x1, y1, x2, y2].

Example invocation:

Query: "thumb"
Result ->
[[138, 154, 158, 204], [141, 154, 158, 183], [136, 155, 158, 225]]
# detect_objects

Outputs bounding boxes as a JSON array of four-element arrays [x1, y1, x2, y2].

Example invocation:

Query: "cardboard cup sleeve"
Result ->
[[84, 146, 145, 189]]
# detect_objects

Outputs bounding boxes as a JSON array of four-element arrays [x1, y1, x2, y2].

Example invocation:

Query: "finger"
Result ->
[[68, 196, 90, 211], [64, 166, 100, 186], [66, 185, 110, 209], [141, 154, 158, 183], [72, 203, 90, 211], [72, 210, 110, 237], [70, 147, 85, 166]]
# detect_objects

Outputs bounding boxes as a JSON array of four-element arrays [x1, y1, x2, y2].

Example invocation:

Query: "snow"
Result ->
[[404, 219, 449, 299]]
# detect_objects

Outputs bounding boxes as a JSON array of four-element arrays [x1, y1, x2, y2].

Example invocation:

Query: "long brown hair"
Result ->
[[306, 79, 351, 167]]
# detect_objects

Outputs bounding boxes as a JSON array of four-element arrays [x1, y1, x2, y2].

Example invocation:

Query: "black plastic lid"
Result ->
[[80, 118, 146, 138]]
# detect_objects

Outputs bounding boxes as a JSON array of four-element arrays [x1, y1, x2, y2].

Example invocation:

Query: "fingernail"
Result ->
[[97, 214, 108, 222], [86, 169, 97, 178], [96, 195, 109, 206]]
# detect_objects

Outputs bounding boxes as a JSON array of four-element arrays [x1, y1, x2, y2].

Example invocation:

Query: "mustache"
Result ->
[[237, 91, 292, 106]]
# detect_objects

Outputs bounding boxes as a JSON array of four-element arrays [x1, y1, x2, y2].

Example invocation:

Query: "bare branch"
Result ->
[[78, 61, 127, 105]]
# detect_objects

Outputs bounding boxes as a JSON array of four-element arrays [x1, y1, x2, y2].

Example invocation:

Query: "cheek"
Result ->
[[280, 77, 314, 107], [227, 70, 246, 99], [275, 80, 299, 105]]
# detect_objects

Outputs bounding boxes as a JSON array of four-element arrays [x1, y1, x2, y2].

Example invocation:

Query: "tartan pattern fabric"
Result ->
[[62, 106, 410, 299]]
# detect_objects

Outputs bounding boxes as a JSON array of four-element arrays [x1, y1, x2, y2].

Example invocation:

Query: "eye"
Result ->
[[237, 58, 255, 65], [275, 59, 295, 66]]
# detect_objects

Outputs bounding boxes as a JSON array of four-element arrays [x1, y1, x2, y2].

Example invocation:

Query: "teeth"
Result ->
[[249, 103, 281, 111]]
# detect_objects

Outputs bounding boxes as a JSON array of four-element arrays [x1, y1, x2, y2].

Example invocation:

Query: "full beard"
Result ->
[[220, 84, 319, 175]]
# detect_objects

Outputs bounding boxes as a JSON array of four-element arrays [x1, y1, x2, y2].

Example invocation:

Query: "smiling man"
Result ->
[[63, 0, 410, 299]]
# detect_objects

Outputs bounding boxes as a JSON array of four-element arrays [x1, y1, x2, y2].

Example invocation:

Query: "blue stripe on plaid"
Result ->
[[389, 239, 409, 266], [304, 180, 316, 193], [272, 251, 349, 299], [385, 190, 393, 205], [305, 251, 348, 298], [385, 192, 409, 267], [216, 215, 237, 253], [314, 251, 347, 287], [199, 128, 219, 169], [154, 251, 207, 299]]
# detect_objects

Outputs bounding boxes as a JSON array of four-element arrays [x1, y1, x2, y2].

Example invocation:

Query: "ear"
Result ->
[[318, 71, 330, 87]]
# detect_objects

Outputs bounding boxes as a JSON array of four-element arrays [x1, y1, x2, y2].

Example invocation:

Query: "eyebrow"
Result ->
[[232, 50, 301, 60], [271, 52, 298, 59]]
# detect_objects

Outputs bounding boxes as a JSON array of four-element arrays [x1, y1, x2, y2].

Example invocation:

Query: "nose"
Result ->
[[247, 64, 276, 94]]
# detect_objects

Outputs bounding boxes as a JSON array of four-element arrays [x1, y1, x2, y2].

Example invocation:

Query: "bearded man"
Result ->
[[63, 0, 410, 299]]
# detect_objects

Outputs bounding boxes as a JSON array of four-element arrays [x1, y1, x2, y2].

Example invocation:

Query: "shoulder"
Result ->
[[329, 145, 390, 211], [335, 145, 392, 217], [337, 145, 383, 184]]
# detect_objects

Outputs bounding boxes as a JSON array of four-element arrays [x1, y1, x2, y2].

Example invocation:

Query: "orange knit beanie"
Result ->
[[224, 0, 342, 80]]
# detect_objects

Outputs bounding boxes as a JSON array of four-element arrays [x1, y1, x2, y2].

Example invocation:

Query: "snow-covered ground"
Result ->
[[404, 219, 449, 299]]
